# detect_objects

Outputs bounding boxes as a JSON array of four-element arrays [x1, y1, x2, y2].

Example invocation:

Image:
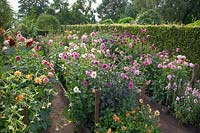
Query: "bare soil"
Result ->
[[41, 83, 74, 133]]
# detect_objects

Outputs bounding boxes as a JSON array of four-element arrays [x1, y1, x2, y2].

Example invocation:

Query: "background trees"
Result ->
[[18, 0, 49, 17], [97, 0, 128, 21], [3, 0, 199, 27], [0, 0, 13, 28]]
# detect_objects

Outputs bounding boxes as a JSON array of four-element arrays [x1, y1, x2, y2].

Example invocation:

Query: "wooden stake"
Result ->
[[23, 106, 28, 125], [94, 89, 99, 130], [141, 80, 151, 101], [189, 63, 199, 88]]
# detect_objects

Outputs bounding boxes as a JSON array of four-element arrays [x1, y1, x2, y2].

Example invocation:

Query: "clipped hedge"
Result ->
[[63, 24, 200, 67], [187, 20, 200, 27]]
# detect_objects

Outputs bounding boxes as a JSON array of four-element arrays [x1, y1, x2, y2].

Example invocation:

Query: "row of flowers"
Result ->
[[54, 29, 200, 131], [0, 31, 56, 132], [1, 27, 199, 132]]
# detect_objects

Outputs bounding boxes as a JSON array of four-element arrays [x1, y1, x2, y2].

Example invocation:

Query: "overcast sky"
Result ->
[[7, 0, 101, 12]]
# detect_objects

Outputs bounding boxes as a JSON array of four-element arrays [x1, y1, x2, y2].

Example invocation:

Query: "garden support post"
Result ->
[[94, 89, 99, 130], [23, 106, 28, 125], [141, 80, 151, 101], [189, 63, 199, 88]]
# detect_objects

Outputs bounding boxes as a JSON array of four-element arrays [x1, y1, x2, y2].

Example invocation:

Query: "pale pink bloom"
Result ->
[[171, 65, 177, 70], [2, 47, 8, 52], [48, 72, 54, 78], [35, 45, 41, 51], [173, 83, 177, 88], [127, 55, 132, 60], [100, 43, 105, 51], [33, 53, 38, 58], [177, 55, 186, 60], [189, 63, 194, 68], [177, 66, 182, 70], [106, 49, 110, 56], [90, 32, 96, 37], [67, 34, 72, 39], [194, 99, 198, 104], [146, 35, 151, 39], [121, 73, 129, 80], [3, 40, 10, 46], [137, 89, 141, 93], [124, 66, 129, 71], [183, 61, 189, 67], [192, 88, 199, 97], [129, 43, 133, 48], [86, 70, 92, 76], [165, 82, 171, 90], [50, 68, 55, 73], [48, 39, 53, 45], [19, 37, 26, 42], [177, 59, 183, 64], [176, 48, 181, 52], [91, 71, 97, 78], [43, 77, 49, 84], [176, 96, 180, 101], [81, 34, 88, 42], [16, 33, 22, 38], [134, 70, 140, 75], [167, 75, 172, 80], [157, 64, 163, 68], [167, 62, 174, 68], [59, 53, 64, 58], [140, 28, 147, 33], [163, 65, 167, 69]]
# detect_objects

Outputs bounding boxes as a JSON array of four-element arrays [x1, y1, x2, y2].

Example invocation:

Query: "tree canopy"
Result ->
[[0, 0, 13, 28]]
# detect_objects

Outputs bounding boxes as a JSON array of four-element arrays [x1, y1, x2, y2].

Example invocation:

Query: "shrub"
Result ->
[[36, 14, 60, 34], [187, 20, 200, 27], [135, 9, 164, 25], [15, 23, 29, 37], [118, 17, 134, 24], [100, 19, 114, 24]]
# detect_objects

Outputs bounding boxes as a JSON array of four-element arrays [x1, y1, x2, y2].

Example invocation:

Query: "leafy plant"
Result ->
[[118, 17, 134, 24]]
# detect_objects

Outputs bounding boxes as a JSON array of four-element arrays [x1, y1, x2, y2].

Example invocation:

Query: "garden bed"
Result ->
[[1, 28, 200, 132]]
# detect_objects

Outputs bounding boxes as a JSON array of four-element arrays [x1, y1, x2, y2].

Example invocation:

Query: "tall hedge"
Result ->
[[63, 24, 200, 66]]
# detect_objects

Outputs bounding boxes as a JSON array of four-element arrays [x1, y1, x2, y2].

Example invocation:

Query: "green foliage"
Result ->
[[135, 9, 164, 25], [97, 106, 161, 133], [129, 0, 200, 24], [97, 0, 128, 21], [100, 19, 114, 24], [64, 24, 200, 68], [187, 20, 200, 27], [174, 84, 200, 127], [0, 0, 13, 28], [0, 32, 56, 132], [15, 23, 29, 37], [18, 0, 49, 17], [36, 14, 60, 34], [118, 17, 134, 24]]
